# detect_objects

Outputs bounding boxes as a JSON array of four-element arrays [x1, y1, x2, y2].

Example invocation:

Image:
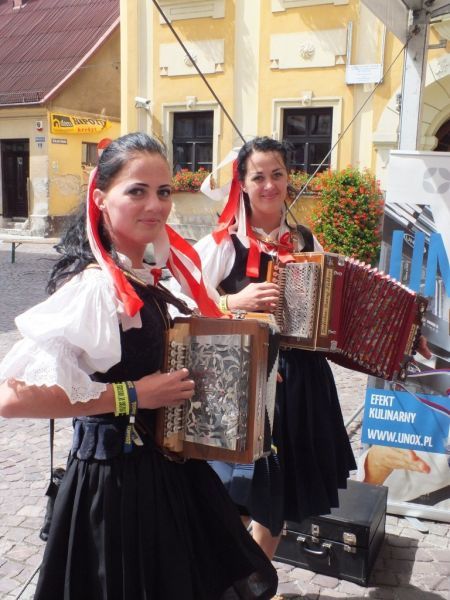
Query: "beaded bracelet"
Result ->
[[218, 294, 229, 313], [112, 382, 130, 417]]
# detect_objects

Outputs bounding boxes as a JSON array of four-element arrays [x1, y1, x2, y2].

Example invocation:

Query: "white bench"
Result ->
[[0, 235, 59, 263]]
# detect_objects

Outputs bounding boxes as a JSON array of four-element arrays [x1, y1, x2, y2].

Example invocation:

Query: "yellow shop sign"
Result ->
[[51, 113, 111, 134]]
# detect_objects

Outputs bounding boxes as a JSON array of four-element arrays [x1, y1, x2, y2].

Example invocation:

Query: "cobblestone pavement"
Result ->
[[0, 244, 449, 600]]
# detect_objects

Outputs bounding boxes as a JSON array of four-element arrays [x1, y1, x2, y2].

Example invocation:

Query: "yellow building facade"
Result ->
[[0, 28, 121, 236], [121, 0, 450, 169], [120, 0, 449, 237]]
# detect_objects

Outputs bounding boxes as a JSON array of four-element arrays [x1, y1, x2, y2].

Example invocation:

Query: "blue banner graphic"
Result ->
[[362, 388, 449, 454]]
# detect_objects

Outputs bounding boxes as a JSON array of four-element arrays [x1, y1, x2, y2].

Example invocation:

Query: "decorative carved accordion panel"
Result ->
[[268, 253, 427, 381], [155, 315, 279, 462]]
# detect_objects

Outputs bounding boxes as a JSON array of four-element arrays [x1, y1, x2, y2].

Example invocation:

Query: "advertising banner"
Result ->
[[359, 150, 450, 523], [50, 113, 111, 135]]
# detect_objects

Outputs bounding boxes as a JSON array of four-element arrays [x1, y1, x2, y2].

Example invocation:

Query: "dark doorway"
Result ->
[[1, 139, 30, 218], [435, 119, 450, 152]]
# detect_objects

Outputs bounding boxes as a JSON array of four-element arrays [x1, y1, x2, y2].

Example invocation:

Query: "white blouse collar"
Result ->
[[117, 252, 154, 284]]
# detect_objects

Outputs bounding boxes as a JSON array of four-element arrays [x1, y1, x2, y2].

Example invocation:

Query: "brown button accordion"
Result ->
[[267, 252, 427, 381], [155, 314, 279, 463]]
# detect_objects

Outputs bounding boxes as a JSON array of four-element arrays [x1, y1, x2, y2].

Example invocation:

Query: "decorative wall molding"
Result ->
[[158, 0, 225, 23], [298, 42, 315, 60], [270, 29, 347, 70], [160, 40, 224, 77], [272, 0, 348, 11]]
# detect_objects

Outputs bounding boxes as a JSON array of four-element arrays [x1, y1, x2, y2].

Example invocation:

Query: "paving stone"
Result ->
[[433, 562, 450, 577], [0, 577, 18, 594], [288, 567, 315, 583], [428, 523, 450, 536], [421, 534, 450, 549], [371, 569, 399, 586], [364, 587, 397, 599], [430, 549, 450, 562], [435, 575, 450, 591], [276, 580, 303, 595], [390, 546, 420, 561], [337, 579, 370, 596], [5, 544, 37, 562], [0, 560, 24, 578]]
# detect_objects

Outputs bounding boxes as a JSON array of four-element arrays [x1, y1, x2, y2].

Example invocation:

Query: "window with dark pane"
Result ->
[[283, 107, 332, 174], [173, 111, 213, 173], [82, 142, 98, 167]]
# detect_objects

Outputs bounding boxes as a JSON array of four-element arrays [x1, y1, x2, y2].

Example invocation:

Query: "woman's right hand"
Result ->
[[227, 282, 279, 312], [134, 368, 195, 409], [364, 445, 431, 485]]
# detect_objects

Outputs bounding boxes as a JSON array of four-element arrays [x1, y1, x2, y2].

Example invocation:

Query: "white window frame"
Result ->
[[272, 0, 348, 11], [158, 0, 225, 23], [271, 96, 343, 170], [162, 101, 221, 172]]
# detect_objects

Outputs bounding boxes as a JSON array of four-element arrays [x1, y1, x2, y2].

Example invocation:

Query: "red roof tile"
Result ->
[[0, 0, 119, 106]]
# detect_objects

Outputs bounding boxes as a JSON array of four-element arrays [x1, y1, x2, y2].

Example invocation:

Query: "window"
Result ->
[[82, 142, 98, 167], [172, 111, 213, 173], [283, 107, 332, 174]]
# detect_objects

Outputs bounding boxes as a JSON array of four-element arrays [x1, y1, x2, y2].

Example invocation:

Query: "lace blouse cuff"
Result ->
[[0, 338, 107, 404]]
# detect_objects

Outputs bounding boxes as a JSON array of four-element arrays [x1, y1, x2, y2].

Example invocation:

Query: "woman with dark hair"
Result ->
[[0, 132, 278, 599], [185, 136, 356, 559]]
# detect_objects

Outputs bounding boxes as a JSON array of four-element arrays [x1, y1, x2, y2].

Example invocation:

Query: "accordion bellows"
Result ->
[[268, 253, 427, 381], [155, 315, 279, 462]]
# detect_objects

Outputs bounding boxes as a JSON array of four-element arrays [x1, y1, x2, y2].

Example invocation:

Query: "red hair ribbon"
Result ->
[[165, 227, 223, 318], [87, 169, 144, 317], [212, 160, 240, 244]]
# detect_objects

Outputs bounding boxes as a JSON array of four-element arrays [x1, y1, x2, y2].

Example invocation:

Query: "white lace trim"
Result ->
[[0, 338, 108, 404]]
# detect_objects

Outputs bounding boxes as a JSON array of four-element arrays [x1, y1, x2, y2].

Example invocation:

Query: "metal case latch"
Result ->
[[311, 523, 320, 540], [343, 531, 357, 553]]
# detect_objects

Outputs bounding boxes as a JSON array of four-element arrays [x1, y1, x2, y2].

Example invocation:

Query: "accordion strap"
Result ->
[[44, 419, 58, 498]]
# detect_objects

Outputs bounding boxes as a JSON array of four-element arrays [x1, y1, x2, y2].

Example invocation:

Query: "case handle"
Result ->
[[296, 536, 332, 564]]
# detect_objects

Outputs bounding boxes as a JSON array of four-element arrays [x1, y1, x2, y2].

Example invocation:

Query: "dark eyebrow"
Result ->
[[249, 168, 284, 176], [129, 182, 149, 188]]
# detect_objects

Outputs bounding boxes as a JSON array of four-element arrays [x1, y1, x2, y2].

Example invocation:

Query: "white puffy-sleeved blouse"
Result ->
[[187, 225, 323, 303], [0, 263, 152, 404]]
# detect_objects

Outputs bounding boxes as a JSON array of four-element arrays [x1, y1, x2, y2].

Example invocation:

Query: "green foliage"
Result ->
[[171, 167, 209, 192], [300, 167, 384, 264], [310, 167, 384, 264], [288, 170, 310, 191]]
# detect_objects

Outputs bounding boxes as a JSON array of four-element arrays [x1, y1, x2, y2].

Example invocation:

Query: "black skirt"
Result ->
[[211, 350, 356, 536], [34, 417, 278, 600]]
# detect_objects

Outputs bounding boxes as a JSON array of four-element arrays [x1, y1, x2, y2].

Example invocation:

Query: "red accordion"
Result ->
[[267, 252, 427, 381]]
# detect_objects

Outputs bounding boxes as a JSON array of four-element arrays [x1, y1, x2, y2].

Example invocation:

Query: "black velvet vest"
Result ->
[[71, 281, 170, 460], [219, 224, 314, 293]]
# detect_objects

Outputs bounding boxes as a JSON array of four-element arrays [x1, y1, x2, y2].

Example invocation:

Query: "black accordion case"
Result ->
[[274, 480, 388, 586]]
